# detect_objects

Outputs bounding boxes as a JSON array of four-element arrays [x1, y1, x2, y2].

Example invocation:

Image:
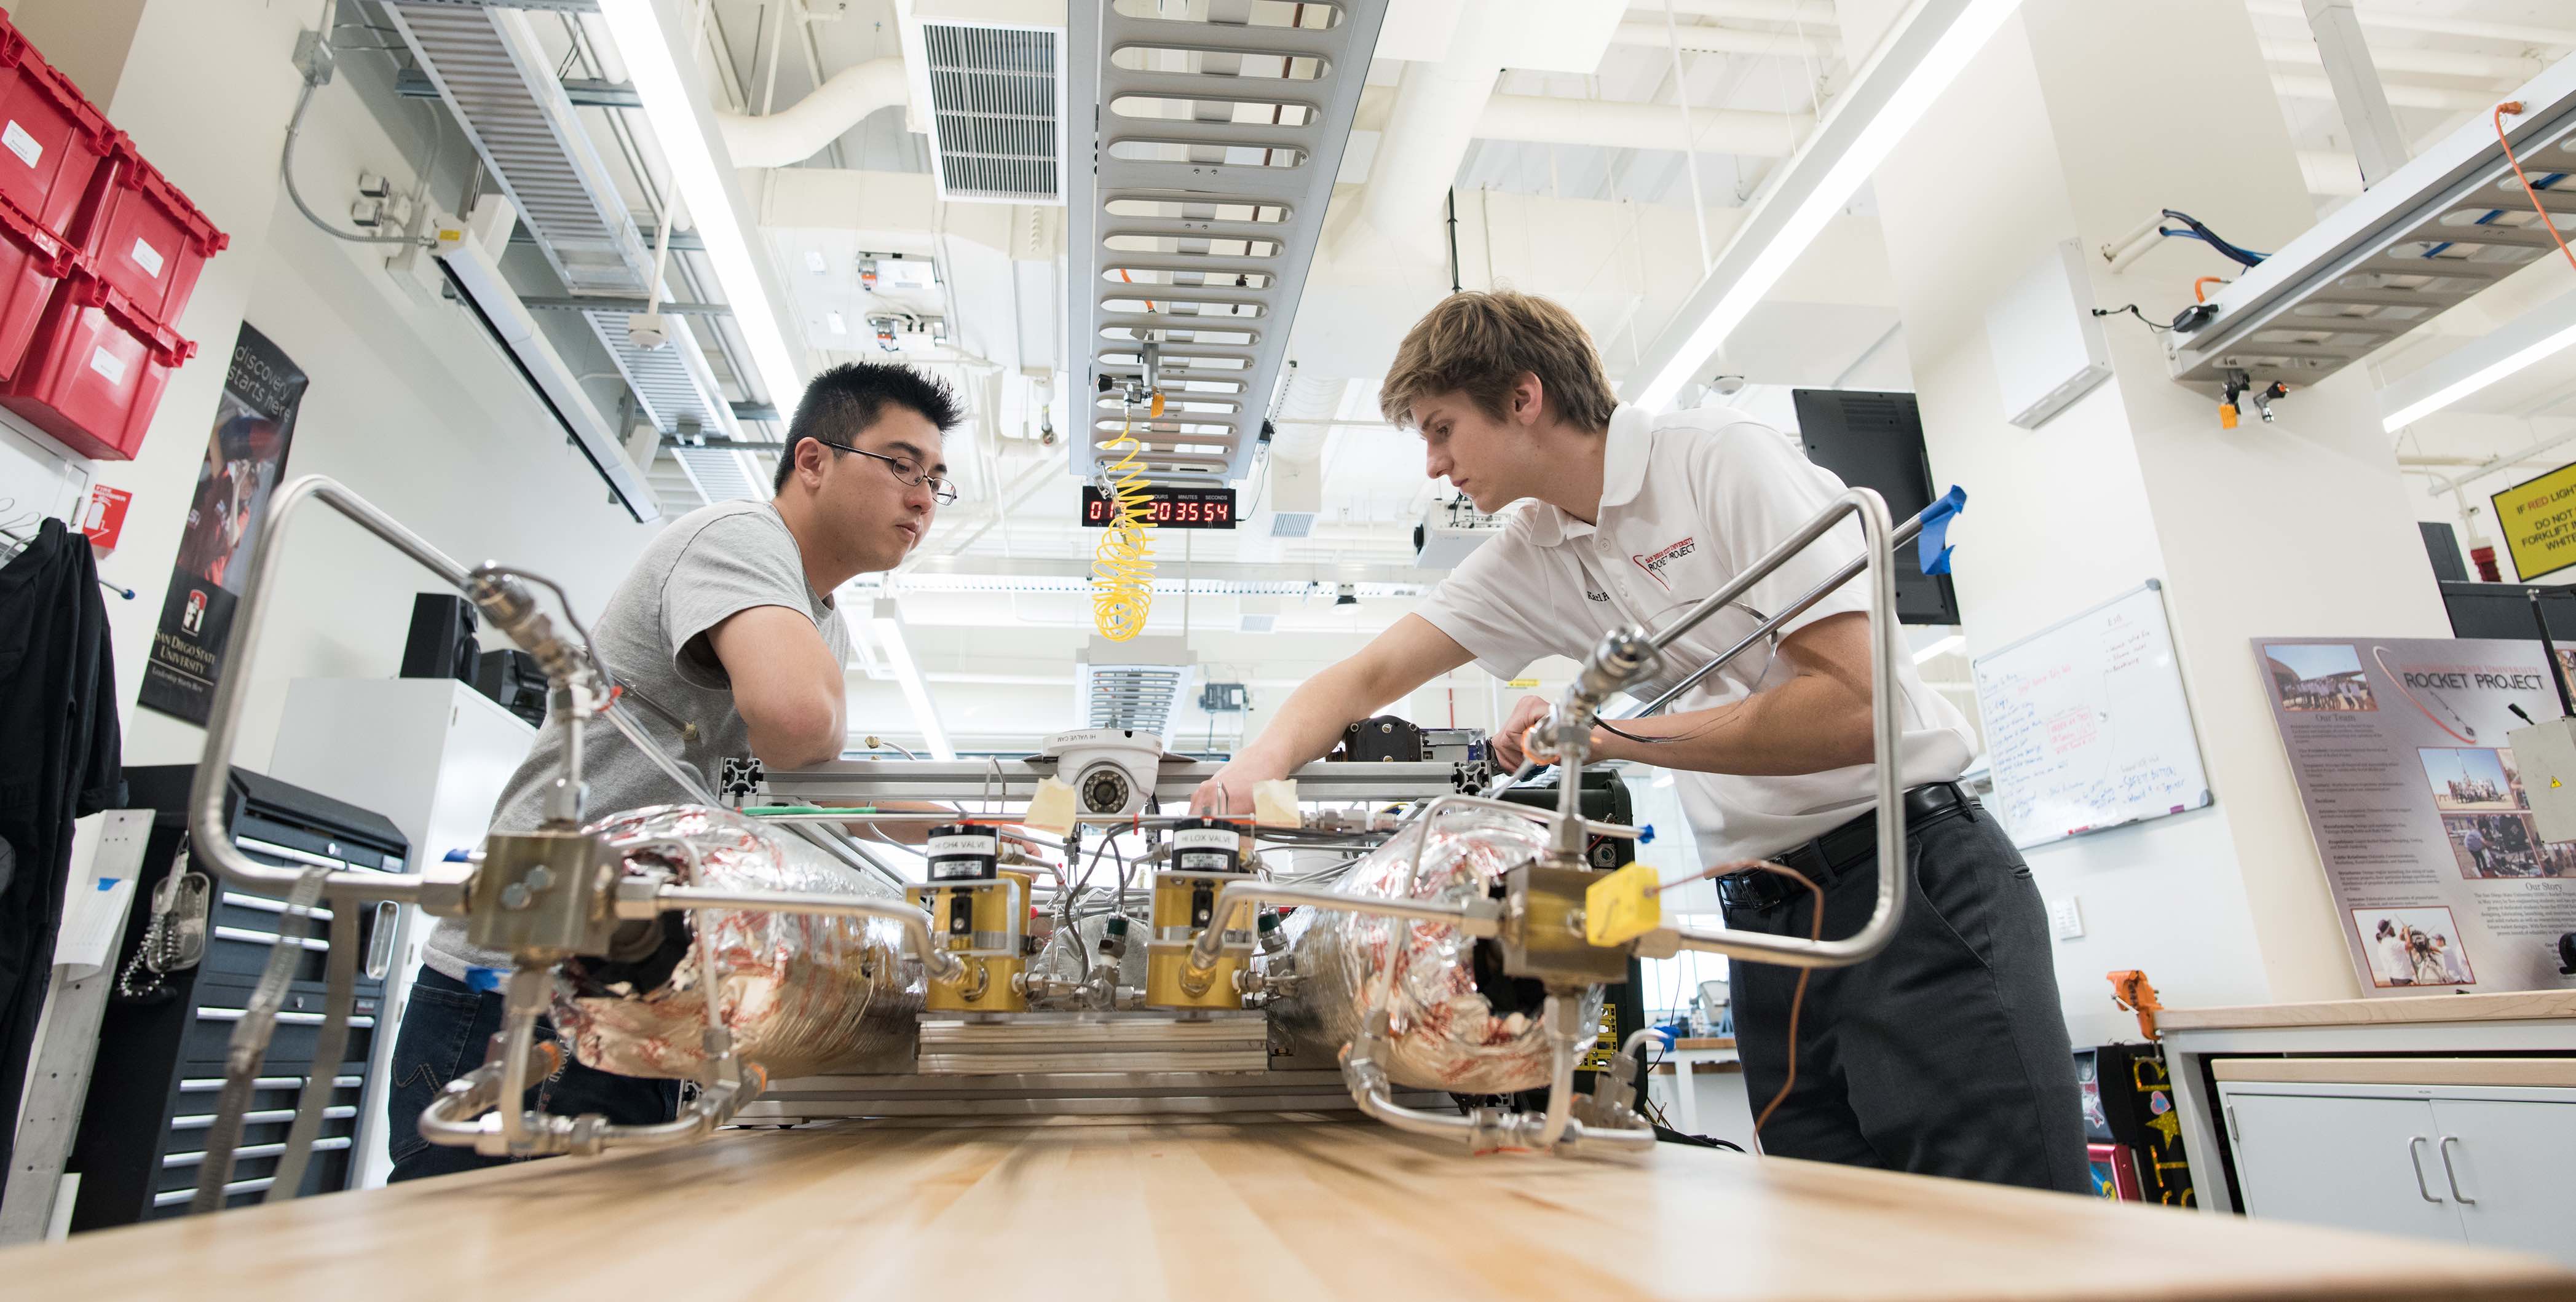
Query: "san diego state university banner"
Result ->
[[138, 323, 306, 724]]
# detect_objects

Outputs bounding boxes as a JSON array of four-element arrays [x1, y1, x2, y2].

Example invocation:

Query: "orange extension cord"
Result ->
[[1647, 856, 1825, 1135], [2497, 101, 2576, 275]]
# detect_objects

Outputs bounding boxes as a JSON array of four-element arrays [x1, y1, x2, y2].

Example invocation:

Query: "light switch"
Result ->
[[2047, 895, 2084, 941]]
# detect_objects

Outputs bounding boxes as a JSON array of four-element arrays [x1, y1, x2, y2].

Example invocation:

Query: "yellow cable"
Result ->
[[1091, 414, 1157, 641]]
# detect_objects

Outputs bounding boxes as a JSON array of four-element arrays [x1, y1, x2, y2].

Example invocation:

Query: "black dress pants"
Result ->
[[1722, 802, 2090, 1194]]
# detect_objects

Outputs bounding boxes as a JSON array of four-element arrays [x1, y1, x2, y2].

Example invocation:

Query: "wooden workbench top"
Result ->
[[11, 1116, 2570, 1301], [2159, 989, 2576, 1032]]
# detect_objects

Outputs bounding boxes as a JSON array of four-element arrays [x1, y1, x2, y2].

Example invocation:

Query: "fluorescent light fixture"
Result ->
[[596, 0, 806, 409], [870, 601, 955, 761], [1627, 0, 2025, 411], [1913, 633, 1966, 665], [2380, 286, 2576, 432]]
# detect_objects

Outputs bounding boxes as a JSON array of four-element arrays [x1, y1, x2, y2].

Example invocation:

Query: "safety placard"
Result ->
[[2491, 460, 2576, 581]]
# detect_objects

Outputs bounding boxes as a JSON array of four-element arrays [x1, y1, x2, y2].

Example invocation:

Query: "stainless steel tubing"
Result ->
[[1626, 503, 1933, 720], [1178, 880, 1495, 988], [190, 476, 461, 904], [1622, 488, 1911, 971], [643, 885, 967, 984]]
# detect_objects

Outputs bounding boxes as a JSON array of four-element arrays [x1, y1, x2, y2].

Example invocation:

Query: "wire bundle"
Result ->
[[1090, 425, 1158, 642]]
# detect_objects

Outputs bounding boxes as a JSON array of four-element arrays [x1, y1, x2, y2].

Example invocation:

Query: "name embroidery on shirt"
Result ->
[[1632, 537, 1696, 591]]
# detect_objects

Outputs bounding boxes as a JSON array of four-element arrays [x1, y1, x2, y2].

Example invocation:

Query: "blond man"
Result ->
[[1198, 292, 2084, 1191]]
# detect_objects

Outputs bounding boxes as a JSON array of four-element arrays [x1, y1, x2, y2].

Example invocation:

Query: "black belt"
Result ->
[[1715, 782, 1975, 913]]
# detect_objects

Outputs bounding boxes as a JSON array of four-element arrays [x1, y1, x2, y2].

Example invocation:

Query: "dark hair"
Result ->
[[773, 361, 963, 492]]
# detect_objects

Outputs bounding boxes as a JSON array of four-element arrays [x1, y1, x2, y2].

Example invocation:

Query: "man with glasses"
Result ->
[[1193, 292, 2085, 1193], [386, 361, 961, 1180]]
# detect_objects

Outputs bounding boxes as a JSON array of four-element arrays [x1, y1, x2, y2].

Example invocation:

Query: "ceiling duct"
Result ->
[[920, 23, 1066, 203], [1077, 634, 1196, 737], [1064, 0, 1390, 486]]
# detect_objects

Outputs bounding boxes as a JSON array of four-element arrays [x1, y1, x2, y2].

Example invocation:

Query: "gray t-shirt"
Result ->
[[424, 500, 853, 980]]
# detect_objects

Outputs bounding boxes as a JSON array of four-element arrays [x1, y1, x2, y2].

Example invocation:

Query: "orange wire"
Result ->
[[2192, 276, 2225, 303], [2496, 101, 2576, 275], [1118, 267, 1157, 313]]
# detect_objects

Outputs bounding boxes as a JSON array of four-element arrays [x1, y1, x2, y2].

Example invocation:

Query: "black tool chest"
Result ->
[[68, 765, 408, 1227]]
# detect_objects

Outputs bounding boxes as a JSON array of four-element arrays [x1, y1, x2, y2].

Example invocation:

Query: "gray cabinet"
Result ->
[[2221, 1079, 2576, 1266]]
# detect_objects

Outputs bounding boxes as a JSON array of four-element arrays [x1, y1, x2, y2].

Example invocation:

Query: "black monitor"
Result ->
[[1789, 389, 1959, 626], [2440, 580, 2576, 641]]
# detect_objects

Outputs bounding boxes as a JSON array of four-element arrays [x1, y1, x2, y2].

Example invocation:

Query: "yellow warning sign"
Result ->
[[2492, 460, 2576, 581]]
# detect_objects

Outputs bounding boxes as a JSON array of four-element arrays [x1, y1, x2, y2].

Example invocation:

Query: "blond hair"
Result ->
[[1377, 291, 1618, 433]]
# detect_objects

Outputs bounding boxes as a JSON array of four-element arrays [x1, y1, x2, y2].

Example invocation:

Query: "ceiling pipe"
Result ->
[[1608, 20, 1838, 57], [2243, 0, 2576, 52], [2269, 73, 2497, 113], [1353, 84, 1807, 158], [1337, 20, 1516, 261], [716, 56, 907, 168], [2258, 38, 2540, 83]]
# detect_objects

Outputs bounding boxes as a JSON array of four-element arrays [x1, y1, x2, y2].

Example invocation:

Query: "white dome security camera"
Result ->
[[626, 312, 671, 352], [1043, 728, 1168, 816], [1711, 374, 1747, 397]]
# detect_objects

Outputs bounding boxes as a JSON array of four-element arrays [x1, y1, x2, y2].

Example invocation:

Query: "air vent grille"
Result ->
[[922, 23, 1062, 203], [1086, 665, 1185, 734]]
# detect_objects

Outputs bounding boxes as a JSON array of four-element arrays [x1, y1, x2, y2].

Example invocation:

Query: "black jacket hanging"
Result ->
[[0, 516, 125, 1174]]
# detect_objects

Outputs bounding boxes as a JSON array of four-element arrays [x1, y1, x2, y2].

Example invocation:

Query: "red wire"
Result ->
[[2496, 102, 2576, 275]]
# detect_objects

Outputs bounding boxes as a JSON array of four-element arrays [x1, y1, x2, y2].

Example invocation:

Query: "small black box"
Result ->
[[400, 593, 479, 682], [474, 648, 548, 727]]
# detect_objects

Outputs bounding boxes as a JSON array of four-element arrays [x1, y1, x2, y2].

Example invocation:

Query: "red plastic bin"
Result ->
[[0, 187, 68, 382], [0, 15, 113, 239], [0, 267, 194, 460], [74, 140, 224, 327]]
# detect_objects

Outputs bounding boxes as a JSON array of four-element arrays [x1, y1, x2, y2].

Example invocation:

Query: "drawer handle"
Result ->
[[2438, 1135, 2476, 1205], [215, 925, 333, 952], [2406, 1136, 2443, 1204]]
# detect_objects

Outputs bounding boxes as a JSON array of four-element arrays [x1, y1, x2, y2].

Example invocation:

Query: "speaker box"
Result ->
[[400, 593, 479, 682], [474, 647, 548, 727]]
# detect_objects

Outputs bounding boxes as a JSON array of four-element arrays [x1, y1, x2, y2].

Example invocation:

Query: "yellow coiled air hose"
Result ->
[[1090, 415, 1157, 641]]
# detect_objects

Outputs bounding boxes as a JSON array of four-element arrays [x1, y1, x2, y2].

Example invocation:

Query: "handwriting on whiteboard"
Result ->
[[1973, 588, 2211, 849]]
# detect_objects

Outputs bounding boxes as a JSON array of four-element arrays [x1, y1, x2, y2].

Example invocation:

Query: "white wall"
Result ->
[[10, 0, 661, 775], [1869, 0, 2453, 1036]]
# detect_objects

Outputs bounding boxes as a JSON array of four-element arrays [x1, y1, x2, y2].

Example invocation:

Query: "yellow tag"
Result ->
[[1584, 862, 1662, 947], [1024, 776, 1079, 835], [2556, 778, 2565, 789], [1252, 779, 1300, 827], [1507, 678, 1539, 689]]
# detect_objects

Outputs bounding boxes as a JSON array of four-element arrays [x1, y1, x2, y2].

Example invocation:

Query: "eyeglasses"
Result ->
[[814, 438, 958, 504]]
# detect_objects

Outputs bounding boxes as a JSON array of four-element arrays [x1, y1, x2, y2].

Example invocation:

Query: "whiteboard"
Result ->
[[1970, 580, 2212, 848]]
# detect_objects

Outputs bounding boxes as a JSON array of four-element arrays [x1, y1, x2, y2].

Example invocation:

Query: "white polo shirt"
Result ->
[[1416, 403, 1977, 864]]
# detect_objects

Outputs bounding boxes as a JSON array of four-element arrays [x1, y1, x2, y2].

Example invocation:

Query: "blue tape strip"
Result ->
[[1918, 484, 1967, 577], [465, 966, 507, 992], [444, 848, 474, 862]]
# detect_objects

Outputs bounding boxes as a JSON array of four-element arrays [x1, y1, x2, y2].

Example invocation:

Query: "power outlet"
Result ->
[[2047, 895, 2084, 941]]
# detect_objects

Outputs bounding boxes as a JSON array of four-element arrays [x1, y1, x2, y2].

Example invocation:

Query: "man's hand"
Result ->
[[1190, 759, 1276, 816], [1488, 694, 1554, 770]]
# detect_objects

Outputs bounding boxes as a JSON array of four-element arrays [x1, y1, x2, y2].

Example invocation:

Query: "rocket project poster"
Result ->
[[2256, 637, 2576, 996]]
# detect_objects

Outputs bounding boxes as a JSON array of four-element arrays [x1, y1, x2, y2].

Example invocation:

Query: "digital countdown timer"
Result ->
[[1079, 484, 1238, 530]]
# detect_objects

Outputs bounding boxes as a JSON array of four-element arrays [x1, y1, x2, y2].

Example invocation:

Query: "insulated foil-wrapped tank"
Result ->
[[553, 805, 922, 1079], [1270, 807, 1601, 1094]]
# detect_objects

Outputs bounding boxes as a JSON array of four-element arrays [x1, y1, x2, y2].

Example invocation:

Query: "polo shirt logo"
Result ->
[[1584, 587, 1611, 604], [1632, 537, 1696, 590]]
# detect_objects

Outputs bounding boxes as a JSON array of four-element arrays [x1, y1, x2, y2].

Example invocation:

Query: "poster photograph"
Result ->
[[2256, 637, 2576, 995], [138, 323, 307, 724]]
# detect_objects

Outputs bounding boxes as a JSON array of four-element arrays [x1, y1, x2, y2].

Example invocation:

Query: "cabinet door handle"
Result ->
[[2438, 1135, 2476, 1205], [2406, 1136, 2443, 1204]]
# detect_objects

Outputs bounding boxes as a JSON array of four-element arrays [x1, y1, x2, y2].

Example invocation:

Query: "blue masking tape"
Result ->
[[444, 848, 474, 862], [1918, 484, 1967, 577], [465, 966, 507, 992]]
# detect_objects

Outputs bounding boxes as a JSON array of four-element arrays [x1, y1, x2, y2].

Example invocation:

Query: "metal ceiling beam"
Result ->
[[2165, 53, 2576, 389], [1064, 0, 1391, 486], [397, 69, 636, 108], [523, 296, 730, 315]]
